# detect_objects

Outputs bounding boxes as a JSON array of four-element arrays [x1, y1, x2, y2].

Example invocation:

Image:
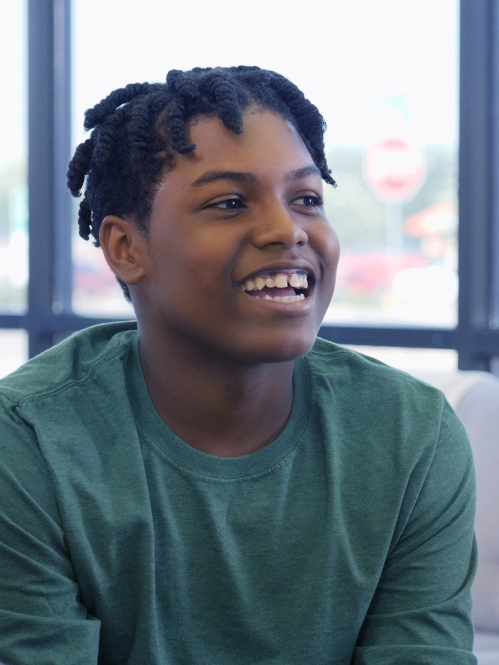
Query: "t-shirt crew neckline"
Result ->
[[126, 332, 312, 481]]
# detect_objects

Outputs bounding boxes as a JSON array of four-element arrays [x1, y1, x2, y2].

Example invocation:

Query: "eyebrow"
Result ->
[[285, 165, 322, 181], [190, 171, 258, 188], [190, 164, 321, 189]]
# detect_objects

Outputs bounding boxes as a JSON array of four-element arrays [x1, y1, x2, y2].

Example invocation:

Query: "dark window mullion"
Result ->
[[457, 0, 494, 370], [27, 0, 72, 357], [489, 1, 499, 337], [52, 0, 73, 313]]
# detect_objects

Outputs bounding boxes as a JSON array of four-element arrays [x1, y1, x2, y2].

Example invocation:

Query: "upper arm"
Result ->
[[0, 399, 100, 665], [352, 400, 477, 665]]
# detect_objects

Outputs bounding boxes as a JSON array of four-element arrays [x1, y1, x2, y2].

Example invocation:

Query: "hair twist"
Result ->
[[84, 82, 157, 130], [77, 197, 93, 242], [66, 137, 94, 197]]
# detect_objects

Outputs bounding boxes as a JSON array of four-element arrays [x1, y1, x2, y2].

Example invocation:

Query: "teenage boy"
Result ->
[[0, 67, 477, 664]]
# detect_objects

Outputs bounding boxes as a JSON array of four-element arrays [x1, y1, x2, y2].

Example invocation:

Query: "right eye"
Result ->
[[208, 197, 246, 210]]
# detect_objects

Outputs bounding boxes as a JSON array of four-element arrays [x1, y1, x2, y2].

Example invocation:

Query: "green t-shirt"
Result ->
[[0, 322, 477, 664]]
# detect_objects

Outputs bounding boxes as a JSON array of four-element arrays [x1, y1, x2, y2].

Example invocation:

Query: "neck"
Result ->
[[137, 327, 295, 458]]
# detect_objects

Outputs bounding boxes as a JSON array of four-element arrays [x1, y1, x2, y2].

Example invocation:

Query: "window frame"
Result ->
[[1, 0, 497, 370]]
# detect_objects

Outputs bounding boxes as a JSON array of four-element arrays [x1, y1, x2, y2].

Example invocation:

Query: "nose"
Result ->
[[251, 200, 308, 249]]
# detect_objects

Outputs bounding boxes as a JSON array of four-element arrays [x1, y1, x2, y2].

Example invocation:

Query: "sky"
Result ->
[[0, 0, 458, 165]]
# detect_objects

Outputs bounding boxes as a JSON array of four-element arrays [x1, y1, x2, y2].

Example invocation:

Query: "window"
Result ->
[[0, 1, 27, 315], [321, 3, 458, 329], [0, 1, 28, 375], [72, 1, 460, 331], [1, 0, 497, 372]]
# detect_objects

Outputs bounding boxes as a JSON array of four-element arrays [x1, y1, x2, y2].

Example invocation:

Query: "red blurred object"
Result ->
[[364, 137, 426, 203], [337, 252, 425, 295]]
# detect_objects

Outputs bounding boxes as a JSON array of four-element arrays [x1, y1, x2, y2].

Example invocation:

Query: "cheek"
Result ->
[[314, 223, 341, 280], [148, 228, 237, 303], [329, 229, 341, 278]]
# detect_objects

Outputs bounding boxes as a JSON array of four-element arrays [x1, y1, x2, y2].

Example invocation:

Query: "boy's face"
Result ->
[[134, 109, 340, 364]]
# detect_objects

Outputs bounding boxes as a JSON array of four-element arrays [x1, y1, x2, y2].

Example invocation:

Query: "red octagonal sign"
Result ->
[[364, 137, 426, 204]]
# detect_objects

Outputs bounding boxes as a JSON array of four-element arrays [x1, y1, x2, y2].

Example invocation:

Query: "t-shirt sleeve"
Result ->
[[0, 396, 100, 665], [352, 398, 477, 665]]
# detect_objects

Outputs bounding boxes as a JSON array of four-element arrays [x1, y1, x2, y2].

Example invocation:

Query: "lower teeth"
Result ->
[[263, 294, 305, 302]]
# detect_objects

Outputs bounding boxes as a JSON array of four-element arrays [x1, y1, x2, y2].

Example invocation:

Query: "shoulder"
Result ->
[[304, 336, 443, 408], [302, 337, 469, 463], [0, 321, 138, 411], [302, 341, 475, 554]]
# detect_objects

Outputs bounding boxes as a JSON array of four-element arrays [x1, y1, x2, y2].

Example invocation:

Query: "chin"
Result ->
[[237, 331, 318, 365]]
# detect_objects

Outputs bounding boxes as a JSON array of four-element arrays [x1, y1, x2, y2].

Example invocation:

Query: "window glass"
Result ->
[[72, 0, 458, 326], [0, 330, 28, 379], [322, 3, 459, 328], [0, 1, 27, 313], [345, 346, 457, 375]]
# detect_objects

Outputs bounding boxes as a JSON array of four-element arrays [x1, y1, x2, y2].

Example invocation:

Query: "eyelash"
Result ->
[[293, 195, 324, 208], [208, 195, 324, 210], [210, 198, 245, 210]]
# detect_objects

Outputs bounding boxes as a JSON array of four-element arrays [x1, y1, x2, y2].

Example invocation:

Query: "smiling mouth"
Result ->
[[240, 270, 311, 303]]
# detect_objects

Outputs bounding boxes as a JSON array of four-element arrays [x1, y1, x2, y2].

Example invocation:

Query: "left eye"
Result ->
[[292, 195, 324, 207]]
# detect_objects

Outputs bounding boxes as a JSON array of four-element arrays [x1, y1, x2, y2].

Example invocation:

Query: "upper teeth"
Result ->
[[241, 272, 309, 292]]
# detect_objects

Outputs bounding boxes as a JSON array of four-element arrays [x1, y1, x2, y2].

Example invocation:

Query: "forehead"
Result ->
[[166, 110, 316, 186]]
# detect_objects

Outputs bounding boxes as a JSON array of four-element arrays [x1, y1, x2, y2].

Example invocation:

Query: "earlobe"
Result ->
[[99, 215, 147, 286]]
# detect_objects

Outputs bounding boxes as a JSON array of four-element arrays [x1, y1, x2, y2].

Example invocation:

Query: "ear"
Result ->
[[99, 215, 147, 286]]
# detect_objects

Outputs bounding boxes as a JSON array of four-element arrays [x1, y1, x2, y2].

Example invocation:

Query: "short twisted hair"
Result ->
[[67, 66, 336, 300]]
